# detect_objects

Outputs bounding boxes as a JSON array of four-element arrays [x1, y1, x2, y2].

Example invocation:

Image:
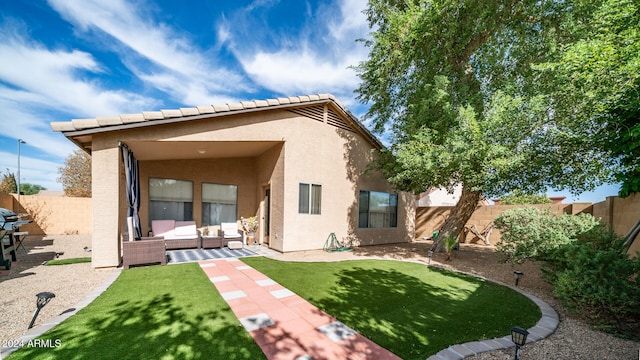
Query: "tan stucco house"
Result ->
[[51, 94, 415, 268]]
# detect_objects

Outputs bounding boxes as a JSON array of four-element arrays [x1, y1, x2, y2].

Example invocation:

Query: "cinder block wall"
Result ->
[[2, 193, 92, 235], [415, 203, 569, 244]]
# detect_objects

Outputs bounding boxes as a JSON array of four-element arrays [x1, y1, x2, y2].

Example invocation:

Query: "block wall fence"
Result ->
[[1, 193, 92, 235]]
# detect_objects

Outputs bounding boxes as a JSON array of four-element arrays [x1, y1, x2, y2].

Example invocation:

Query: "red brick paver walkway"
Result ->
[[199, 258, 401, 360]]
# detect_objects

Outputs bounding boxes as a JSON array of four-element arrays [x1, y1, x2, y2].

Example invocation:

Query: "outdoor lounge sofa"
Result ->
[[151, 220, 201, 249]]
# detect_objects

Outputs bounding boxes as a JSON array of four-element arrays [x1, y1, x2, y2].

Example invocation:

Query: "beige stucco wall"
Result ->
[[88, 105, 414, 267]]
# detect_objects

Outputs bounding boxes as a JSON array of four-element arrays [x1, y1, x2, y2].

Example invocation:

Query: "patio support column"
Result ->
[[91, 144, 122, 268]]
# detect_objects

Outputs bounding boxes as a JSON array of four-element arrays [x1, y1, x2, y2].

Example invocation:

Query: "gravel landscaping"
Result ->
[[1, 235, 638, 359]]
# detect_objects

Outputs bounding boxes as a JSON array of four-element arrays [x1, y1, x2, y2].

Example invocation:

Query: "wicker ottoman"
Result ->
[[227, 240, 243, 250]]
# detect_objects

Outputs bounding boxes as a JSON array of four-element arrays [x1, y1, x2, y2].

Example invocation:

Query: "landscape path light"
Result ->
[[511, 326, 529, 360], [28, 292, 55, 329], [513, 270, 523, 286]]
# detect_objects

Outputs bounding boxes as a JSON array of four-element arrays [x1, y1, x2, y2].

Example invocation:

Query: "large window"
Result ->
[[358, 191, 398, 228], [202, 183, 237, 226], [299, 183, 321, 214], [149, 178, 193, 222]]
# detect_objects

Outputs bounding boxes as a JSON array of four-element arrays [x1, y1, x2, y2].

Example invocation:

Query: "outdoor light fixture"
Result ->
[[427, 250, 434, 264], [514, 270, 523, 286], [28, 292, 55, 329], [511, 326, 529, 360], [198, 148, 206, 154]]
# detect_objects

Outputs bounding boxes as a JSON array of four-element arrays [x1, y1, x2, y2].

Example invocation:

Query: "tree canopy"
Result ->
[[57, 149, 91, 197], [19, 183, 47, 195], [0, 169, 17, 194], [533, 0, 639, 197], [355, 0, 627, 249]]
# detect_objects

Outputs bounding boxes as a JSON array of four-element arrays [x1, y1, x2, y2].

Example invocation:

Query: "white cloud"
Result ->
[[47, 0, 250, 105], [0, 35, 154, 117], [327, 0, 369, 42], [227, 0, 370, 102], [240, 48, 361, 95]]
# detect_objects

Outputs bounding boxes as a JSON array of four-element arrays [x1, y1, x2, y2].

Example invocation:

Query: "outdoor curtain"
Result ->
[[120, 142, 142, 239]]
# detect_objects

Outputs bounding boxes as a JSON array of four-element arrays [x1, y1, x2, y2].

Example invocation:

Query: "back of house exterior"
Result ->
[[51, 94, 415, 268]]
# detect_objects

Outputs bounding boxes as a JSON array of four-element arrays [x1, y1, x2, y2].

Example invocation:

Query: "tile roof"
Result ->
[[50, 93, 383, 149]]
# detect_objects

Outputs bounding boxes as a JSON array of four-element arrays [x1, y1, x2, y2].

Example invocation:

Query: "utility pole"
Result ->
[[17, 139, 26, 203]]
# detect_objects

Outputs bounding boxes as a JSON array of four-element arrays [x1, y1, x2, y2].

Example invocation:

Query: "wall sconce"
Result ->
[[511, 326, 529, 360], [514, 270, 523, 286], [28, 292, 55, 329], [197, 148, 206, 154]]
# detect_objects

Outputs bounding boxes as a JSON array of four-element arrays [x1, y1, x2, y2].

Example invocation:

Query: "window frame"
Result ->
[[358, 190, 398, 228], [148, 177, 194, 223], [298, 182, 322, 215], [201, 182, 238, 226]]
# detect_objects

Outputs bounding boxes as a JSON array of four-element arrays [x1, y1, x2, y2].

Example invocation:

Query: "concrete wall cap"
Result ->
[[120, 114, 145, 124]]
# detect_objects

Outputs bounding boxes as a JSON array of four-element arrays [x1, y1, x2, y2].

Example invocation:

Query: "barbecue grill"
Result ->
[[1, 207, 31, 269]]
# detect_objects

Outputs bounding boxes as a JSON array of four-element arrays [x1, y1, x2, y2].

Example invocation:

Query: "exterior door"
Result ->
[[262, 187, 270, 245]]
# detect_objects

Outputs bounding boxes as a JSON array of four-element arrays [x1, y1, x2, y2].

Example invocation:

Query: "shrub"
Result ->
[[545, 228, 640, 339], [494, 207, 600, 264]]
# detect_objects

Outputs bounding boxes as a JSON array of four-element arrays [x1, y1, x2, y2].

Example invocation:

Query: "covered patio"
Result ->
[[51, 94, 415, 269]]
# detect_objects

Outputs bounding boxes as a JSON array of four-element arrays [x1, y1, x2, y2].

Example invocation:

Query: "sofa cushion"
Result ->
[[152, 220, 176, 237], [220, 222, 240, 238], [174, 221, 197, 237]]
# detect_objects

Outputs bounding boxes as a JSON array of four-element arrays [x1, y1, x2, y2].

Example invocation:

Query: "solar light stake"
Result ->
[[511, 326, 529, 360], [514, 270, 523, 286], [427, 250, 433, 264], [28, 292, 55, 329]]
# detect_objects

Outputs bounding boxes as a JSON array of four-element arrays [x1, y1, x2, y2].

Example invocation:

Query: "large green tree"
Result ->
[[535, 0, 639, 196], [356, 0, 616, 250], [535, 0, 639, 251]]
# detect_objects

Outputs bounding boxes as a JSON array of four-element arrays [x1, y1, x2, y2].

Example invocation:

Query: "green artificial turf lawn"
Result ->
[[242, 257, 540, 359], [45, 257, 92, 266], [7, 263, 265, 360]]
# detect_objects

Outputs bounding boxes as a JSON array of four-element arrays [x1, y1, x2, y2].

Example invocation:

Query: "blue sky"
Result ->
[[0, 0, 620, 203]]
